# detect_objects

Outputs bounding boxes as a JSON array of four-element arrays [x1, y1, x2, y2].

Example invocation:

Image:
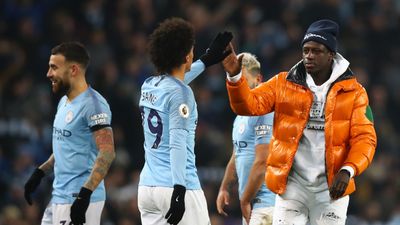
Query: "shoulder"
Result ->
[[83, 88, 111, 111], [57, 96, 67, 110], [90, 88, 109, 103]]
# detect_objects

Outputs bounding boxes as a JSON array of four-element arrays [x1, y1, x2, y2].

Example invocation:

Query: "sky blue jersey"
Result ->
[[232, 113, 275, 209], [138, 60, 205, 190], [52, 87, 112, 204]]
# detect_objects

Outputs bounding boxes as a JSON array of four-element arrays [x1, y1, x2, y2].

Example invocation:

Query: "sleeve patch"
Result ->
[[255, 124, 272, 136], [90, 113, 109, 125], [179, 104, 190, 118]]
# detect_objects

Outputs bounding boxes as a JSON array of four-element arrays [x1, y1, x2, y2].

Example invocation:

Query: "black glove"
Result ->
[[165, 185, 186, 225], [70, 187, 92, 225], [200, 31, 233, 67], [24, 168, 45, 205]]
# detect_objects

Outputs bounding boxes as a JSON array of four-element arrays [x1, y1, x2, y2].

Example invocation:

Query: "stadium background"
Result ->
[[0, 0, 399, 224]]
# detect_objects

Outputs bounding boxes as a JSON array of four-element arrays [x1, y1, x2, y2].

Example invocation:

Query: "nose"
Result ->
[[47, 68, 52, 78]]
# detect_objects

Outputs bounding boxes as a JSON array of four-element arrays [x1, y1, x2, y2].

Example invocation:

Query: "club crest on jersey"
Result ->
[[239, 123, 245, 134], [65, 111, 74, 123], [179, 104, 189, 118]]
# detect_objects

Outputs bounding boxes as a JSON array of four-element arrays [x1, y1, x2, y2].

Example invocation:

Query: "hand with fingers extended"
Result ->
[[70, 187, 92, 225], [222, 43, 243, 77], [24, 168, 45, 205], [216, 189, 230, 216], [329, 170, 350, 200], [165, 185, 186, 225], [200, 31, 233, 67]]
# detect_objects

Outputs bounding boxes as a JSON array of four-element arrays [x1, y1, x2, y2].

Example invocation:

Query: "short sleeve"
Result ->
[[84, 98, 112, 131]]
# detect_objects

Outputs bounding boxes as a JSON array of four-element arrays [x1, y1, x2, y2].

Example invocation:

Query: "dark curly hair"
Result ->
[[51, 42, 90, 69], [148, 17, 195, 74]]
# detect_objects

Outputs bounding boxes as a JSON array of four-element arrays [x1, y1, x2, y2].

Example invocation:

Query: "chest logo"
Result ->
[[65, 111, 74, 123], [179, 104, 189, 118], [239, 123, 245, 134]]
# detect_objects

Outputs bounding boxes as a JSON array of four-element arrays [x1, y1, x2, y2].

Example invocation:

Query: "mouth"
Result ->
[[50, 79, 57, 86], [304, 63, 315, 70]]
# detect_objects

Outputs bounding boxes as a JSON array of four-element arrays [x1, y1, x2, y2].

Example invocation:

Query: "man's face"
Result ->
[[47, 54, 71, 95], [302, 41, 334, 75], [243, 69, 261, 89]]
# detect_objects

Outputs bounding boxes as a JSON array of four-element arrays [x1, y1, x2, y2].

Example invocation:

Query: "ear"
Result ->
[[329, 51, 335, 60], [256, 74, 263, 83], [185, 54, 190, 64], [70, 64, 80, 76]]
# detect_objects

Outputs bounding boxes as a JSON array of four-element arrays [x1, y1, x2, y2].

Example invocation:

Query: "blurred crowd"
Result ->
[[0, 0, 399, 224]]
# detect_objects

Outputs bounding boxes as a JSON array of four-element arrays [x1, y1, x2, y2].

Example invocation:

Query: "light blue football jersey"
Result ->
[[232, 113, 275, 209], [138, 60, 205, 190], [52, 87, 112, 204]]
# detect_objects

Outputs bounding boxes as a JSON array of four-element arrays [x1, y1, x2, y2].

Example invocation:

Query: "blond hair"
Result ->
[[238, 52, 261, 76]]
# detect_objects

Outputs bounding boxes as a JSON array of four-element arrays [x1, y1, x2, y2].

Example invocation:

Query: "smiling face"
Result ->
[[47, 54, 71, 95], [302, 41, 334, 76]]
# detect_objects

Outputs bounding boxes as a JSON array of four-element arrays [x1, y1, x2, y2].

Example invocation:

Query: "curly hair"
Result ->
[[148, 17, 195, 74]]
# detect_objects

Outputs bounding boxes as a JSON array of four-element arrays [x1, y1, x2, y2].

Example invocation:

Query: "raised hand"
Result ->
[[200, 31, 233, 67], [222, 43, 243, 77]]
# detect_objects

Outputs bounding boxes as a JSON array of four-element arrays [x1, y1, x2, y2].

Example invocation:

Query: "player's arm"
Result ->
[[70, 126, 115, 224], [183, 60, 205, 84], [24, 154, 55, 205], [165, 90, 191, 225], [216, 151, 237, 216], [70, 102, 115, 225], [84, 127, 115, 190], [38, 153, 55, 174], [240, 114, 273, 223], [240, 143, 269, 223]]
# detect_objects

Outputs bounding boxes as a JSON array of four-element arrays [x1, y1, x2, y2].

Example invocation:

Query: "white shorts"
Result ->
[[272, 178, 349, 225], [138, 186, 211, 225], [243, 206, 274, 225], [41, 201, 105, 225]]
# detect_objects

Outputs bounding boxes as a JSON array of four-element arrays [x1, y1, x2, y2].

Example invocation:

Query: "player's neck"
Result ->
[[170, 65, 186, 81], [67, 77, 88, 101]]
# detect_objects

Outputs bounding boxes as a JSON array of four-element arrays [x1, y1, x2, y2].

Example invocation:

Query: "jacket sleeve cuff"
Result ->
[[226, 71, 242, 83], [340, 166, 355, 178]]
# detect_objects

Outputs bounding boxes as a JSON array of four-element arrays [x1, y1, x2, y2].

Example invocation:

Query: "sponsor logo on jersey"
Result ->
[[53, 126, 72, 140]]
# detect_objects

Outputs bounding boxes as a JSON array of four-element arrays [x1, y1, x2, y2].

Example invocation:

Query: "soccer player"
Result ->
[[223, 19, 377, 225], [216, 53, 275, 225], [137, 17, 232, 225], [24, 42, 115, 225]]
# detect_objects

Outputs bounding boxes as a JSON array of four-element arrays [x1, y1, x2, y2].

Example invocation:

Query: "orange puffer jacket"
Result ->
[[226, 61, 377, 196]]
